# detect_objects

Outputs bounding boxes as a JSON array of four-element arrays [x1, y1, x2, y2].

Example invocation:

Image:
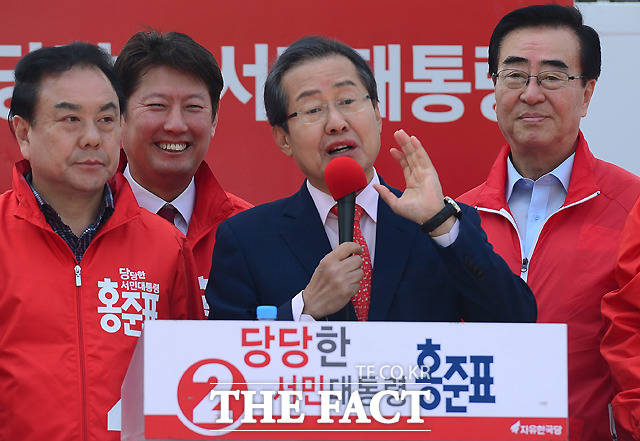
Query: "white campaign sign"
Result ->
[[122, 320, 568, 441]]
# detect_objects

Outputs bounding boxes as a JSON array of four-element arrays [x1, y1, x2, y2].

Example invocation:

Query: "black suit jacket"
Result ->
[[206, 181, 536, 322]]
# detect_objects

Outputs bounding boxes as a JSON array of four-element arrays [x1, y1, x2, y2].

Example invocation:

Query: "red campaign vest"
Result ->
[[458, 133, 640, 441], [602, 195, 640, 441], [184, 162, 252, 317], [0, 160, 199, 441]]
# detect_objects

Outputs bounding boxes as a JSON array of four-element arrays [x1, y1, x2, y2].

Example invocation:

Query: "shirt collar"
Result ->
[[506, 153, 575, 201], [124, 164, 196, 226], [26, 171, 114, 212], [307, 168, 380, 224], [25, 171, 114, 238]]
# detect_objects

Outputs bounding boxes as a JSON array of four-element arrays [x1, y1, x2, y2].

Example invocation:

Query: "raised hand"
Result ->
[[374, 129, 454, 236]]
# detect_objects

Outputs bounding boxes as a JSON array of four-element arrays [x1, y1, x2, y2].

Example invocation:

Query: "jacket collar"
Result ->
[[280, 182, 353, 321], [12, 159, 140, 231], [118, 150, 234, 242], [475, 131, 600, 210], [187, 162, 234, 241], [280, 182, 333, 278], [12, 160, 44, 226]]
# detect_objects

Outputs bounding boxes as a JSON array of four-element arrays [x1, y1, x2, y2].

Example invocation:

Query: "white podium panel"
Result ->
[[122, 321, 567, 440]]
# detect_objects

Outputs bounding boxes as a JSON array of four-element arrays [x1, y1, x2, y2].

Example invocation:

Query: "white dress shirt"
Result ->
[[123, 165, 196, 236], [292, 169, 459, 320], [506, 154, 574, 258]]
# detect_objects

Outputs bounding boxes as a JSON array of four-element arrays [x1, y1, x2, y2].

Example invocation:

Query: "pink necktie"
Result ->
[[331, 204, 372, 321], [157, 204, 178, 225]]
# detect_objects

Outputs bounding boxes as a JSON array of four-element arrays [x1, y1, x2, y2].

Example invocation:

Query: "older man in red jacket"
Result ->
[[0, 42, 199, 441], [458, 5, 640, 441]]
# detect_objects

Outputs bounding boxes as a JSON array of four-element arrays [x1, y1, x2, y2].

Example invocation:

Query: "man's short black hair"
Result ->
[[8, 42, 123, 132], [115, 30, 223, 117], [489, 4, 601, 83], [264, 35, 379, 131]]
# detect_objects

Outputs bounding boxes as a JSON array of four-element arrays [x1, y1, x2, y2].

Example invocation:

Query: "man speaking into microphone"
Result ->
[[206, 36, 536, 323]]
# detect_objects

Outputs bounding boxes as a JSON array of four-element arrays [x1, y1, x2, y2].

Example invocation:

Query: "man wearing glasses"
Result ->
[[205, 35, 536, 324], [458, 5, 640, 441]]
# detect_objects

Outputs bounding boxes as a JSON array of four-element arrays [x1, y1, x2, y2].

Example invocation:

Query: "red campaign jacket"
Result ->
[[458, 133, 640, 441], [184, 162, 252, 317], [602, 197, 640, 441], [0, 161, 200, 441], [119, 154, 252, 318]]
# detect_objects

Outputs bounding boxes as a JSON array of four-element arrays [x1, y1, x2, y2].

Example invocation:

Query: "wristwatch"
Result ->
[[420, 196, 462, 234]]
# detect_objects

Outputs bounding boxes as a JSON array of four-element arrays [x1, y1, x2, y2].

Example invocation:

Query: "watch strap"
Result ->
[[420, 197, 461, 234]]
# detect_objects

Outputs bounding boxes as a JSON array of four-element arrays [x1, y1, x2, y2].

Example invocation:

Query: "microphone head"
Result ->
[[324, 157, 368, 201]]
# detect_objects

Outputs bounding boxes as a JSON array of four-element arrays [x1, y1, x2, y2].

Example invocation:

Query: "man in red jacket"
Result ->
[[601, 198, 640, 441], [0, 42, 199, 441], [115, 31, 252, 319], [458, 5, 640, 441]]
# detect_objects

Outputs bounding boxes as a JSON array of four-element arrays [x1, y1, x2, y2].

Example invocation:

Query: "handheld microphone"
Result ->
[[324, 157, 368, 244], [324, 157, 368, 322]]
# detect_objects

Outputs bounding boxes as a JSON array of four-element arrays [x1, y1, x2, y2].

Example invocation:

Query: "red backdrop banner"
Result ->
[[1, 0, 571, 204]]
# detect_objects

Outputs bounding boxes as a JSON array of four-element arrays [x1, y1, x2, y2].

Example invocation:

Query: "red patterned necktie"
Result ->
[[331, 204, 372, 321], [157, 203, 178, 225]]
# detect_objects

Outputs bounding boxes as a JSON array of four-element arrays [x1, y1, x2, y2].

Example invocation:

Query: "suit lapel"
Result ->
[[369, 183, 417, 321], [280, 183, 332, 278], [279, 180, 416, 321], [280, 183, 355, 321]]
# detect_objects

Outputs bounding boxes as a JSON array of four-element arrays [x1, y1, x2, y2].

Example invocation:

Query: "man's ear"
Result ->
[[273, 125, 292, 157], [374, 103, 382, 135], [580, 79, 596, 117], [12, 116, 32, 160], [210, 112, 219, 138]]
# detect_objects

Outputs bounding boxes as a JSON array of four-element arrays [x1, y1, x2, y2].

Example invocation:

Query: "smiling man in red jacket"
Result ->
[[458, 5, 640, 441], [115, 30, 252, 319], [0, 42, 199, 441]]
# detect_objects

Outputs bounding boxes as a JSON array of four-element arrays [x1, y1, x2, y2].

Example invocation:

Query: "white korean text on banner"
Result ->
[[0, 0, 571, 204]]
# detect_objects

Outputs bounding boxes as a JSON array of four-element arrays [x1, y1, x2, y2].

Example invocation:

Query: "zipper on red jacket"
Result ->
[[525, 191, 600, 272], [75, 265, 82, 286], [31, 208, 132, 440], [476, 191, 600, 283], [30, 220, 123, 441], [521, 257, 529, 273], [74, 264, 88, 441]]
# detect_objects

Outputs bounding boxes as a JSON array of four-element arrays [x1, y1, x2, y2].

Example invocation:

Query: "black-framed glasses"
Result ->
[[494, 69, 584, 90], [287, 95, 372, 125]]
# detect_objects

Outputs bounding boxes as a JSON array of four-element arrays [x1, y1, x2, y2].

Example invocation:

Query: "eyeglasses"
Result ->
[[494, 69, 584, 90], [287, 95, 372, 125]]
